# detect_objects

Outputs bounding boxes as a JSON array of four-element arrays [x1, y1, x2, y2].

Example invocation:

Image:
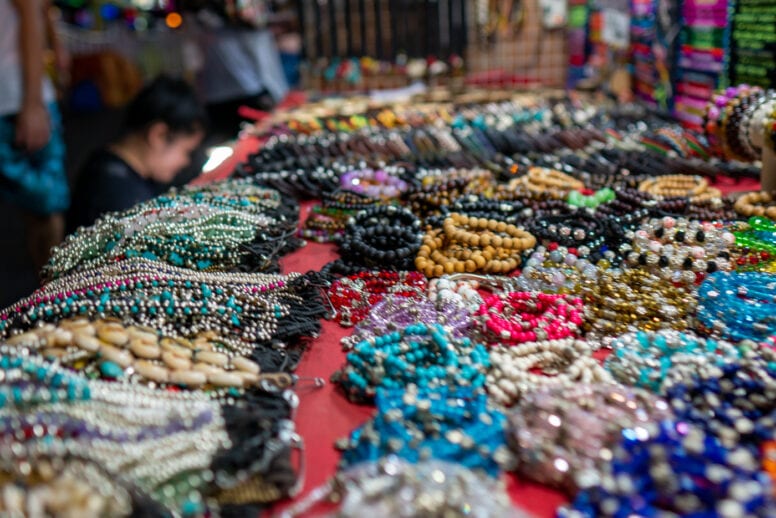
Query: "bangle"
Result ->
[[475, 292, 585, 345]]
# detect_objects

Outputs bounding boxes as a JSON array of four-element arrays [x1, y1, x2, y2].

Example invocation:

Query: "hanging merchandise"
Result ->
[[630, 0, 680, 111], [673, 0, 730, 130], [727, 0, 776, 88]]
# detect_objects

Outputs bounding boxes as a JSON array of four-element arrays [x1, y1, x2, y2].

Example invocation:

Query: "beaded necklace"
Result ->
[[44, 180, 291, 279], [1, 259, 323, 355]]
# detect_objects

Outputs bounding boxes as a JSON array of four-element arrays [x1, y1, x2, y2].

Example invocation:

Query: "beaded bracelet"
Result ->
[[625, 216, 734, 284], [604, 330, 744, 394], [486, 339, 612, 406], [332, 322, 489, 403], [734, 191, 776, 220], [561, 420, 776, 517], [475, 291, 585, 345], [506, 383, 673, 493], [339, 294, 473, 351], [507, 167, 585, 199], [638, 174, 720, 200], [338, 205, 422, 270], [666, 360, 776, 454], [514, 245, 600, 293], [327, 271, 427, 326], [428, 275, 485, 313], [734, 216, 776, 259], [337, 386, 513, 477], [527, 213, 606, 258], [442, 213, 536, 251], [339, 167, 409, 199], [278, 457, 525, 518], [697, 271, 776, 342], [415, 213, 536, 277], [580, 268, 696, 338]]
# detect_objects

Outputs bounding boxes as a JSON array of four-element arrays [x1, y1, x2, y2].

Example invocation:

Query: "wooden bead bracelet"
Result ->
[[734, 191, 776, 220], [638, 174, 721, 201], [416, 214, 536, 278], [508, 167, 585, 199]]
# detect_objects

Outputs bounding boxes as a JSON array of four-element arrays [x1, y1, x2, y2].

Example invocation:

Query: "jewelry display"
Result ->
[[6, 87, 776, 517], [506, 383, 673, 493]]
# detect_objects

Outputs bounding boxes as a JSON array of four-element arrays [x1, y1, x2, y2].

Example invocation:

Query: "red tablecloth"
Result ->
[[198, 126, 762, 516]]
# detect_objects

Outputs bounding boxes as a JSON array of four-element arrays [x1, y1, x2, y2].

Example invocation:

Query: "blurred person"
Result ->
[[185, 0, 289, 137], [67, 75, 207, 233], [0, 0, 69, 273]]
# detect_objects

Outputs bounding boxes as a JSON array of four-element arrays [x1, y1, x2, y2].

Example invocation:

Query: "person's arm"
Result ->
[[43, 0, 70, 88], [12, 0, 51, 152]]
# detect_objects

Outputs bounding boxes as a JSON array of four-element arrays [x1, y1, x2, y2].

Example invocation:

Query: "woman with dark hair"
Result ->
[[67, 75, 207, 232]]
